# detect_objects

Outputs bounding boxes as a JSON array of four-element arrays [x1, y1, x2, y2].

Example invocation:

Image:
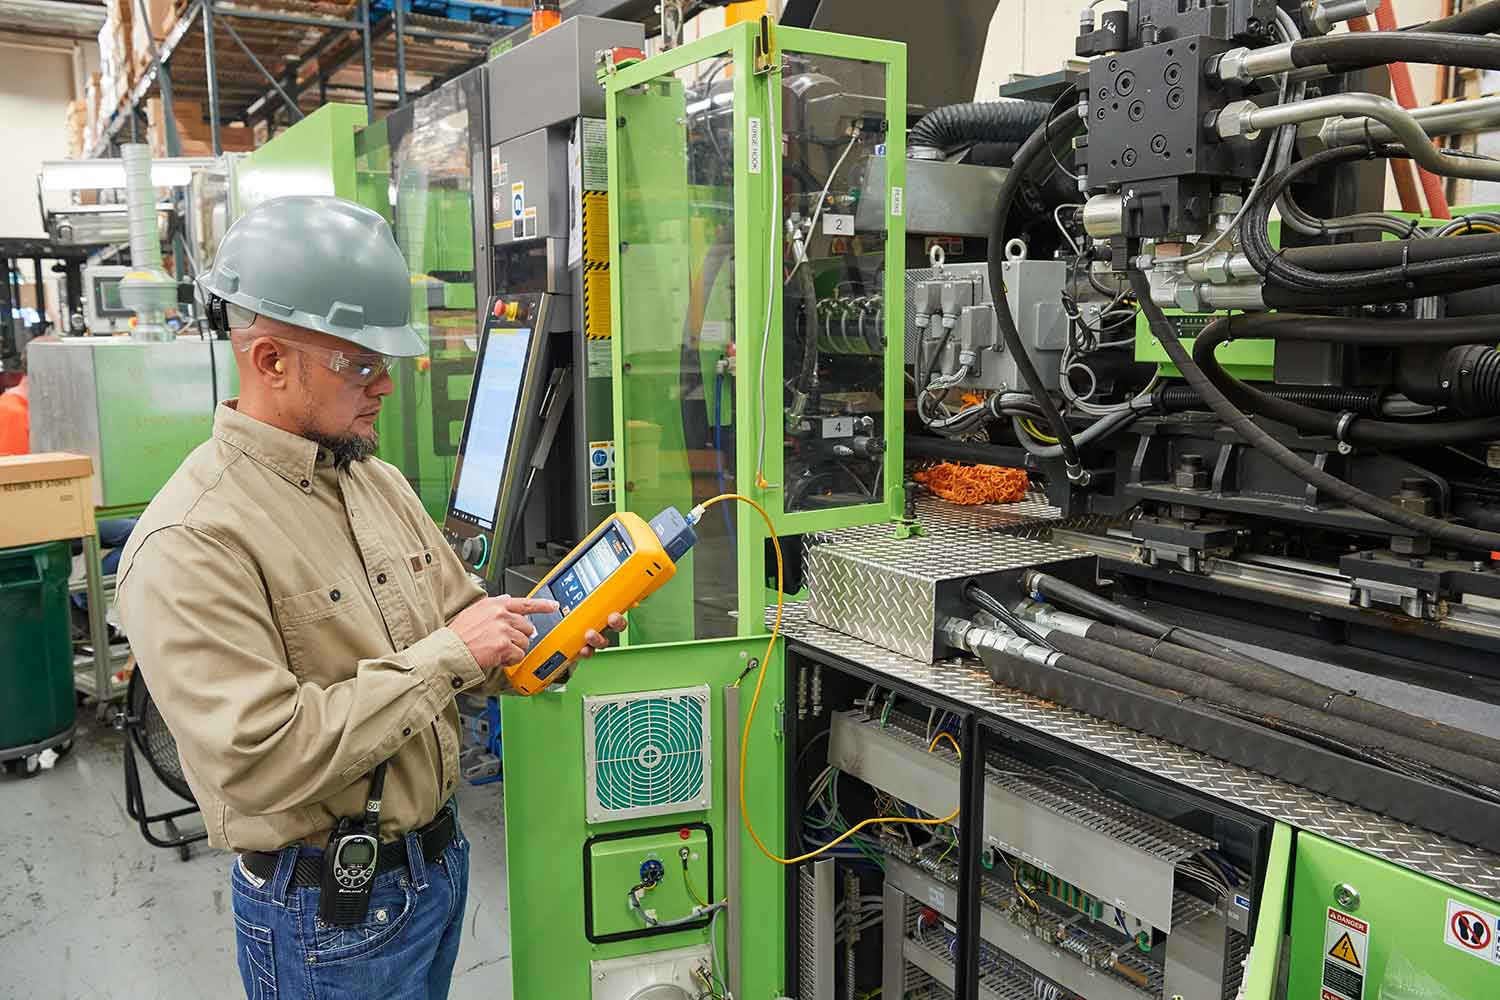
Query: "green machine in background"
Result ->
[[230, 94, 485, 522], [500, 20, 907, 999], [355, 68, 488, 522]]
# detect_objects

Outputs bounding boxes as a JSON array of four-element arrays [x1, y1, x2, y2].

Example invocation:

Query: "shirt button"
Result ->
[[402, 727, 412, 736], [300, 479, 310, 489], [330, 589, 341, 602], [450, 676, 463, 689], [425, 553, 433, 565], [377, 573, 388, 585]]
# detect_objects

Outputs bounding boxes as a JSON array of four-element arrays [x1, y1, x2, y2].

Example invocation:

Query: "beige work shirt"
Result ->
[[116, 401, 499, 852]]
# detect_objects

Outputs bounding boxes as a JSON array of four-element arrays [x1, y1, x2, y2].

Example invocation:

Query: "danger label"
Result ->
[[1444, 899, 1500, 965], [1321, 908, 1368, 1000]]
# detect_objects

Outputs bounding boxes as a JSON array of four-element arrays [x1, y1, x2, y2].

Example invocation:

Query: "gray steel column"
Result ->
[[394, 0, 407, 106], [202, 0, 223, 156], [359, 0, 375, 119], [84, 534, 112, 705], [31, 258, 46, 321]]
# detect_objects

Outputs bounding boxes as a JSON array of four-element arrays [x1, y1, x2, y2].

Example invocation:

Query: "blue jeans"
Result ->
[[229, 804, 470, 1000]]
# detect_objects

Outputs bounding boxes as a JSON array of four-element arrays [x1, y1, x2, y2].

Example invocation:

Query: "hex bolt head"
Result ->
[[1150, 134, 1168, 154], [1334, 883, 1361, 911], [1129, 100, 1146, 121], [1121, 148, 1138, 167], [1116, 70, 1136, 95]]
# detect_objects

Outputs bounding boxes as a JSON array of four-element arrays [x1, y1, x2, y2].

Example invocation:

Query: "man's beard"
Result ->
[[307, 429, 379, 469]]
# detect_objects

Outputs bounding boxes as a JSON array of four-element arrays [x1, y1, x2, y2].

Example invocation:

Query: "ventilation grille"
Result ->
[[584, 686, 712, 823]]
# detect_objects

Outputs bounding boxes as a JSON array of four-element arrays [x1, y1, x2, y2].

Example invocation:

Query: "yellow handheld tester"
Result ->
[[506, 506, 698, 695]]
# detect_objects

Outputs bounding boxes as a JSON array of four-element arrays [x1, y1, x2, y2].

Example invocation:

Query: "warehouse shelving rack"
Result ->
[[89, 0, 526, 158]]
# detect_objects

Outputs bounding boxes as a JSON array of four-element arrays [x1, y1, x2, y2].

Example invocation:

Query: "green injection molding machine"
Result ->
[[499, 21, 907, 999]]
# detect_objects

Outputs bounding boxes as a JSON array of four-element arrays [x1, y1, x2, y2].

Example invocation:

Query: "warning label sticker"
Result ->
[[1444, 899, 1500, 965], [1321, 908, 1368, 1000], [588, 440, 615, 507]]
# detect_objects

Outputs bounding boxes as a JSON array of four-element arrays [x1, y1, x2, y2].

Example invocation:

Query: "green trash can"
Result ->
[[0, 540, 77, 777]]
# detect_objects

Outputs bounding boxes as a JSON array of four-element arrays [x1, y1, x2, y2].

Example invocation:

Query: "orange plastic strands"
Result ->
[[913, 463, 1030, 505]]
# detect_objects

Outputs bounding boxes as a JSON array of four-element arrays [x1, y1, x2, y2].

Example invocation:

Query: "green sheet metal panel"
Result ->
[[1134, 310, 1277, 381], [234, 104, 367, 217], [1239, 823, 1292, 1000], [91, 340, 238, 513], [587, 828, 712, 940], [1288, 833, 1500, 999], [1137, 221, 1283, 380], [501, 636, 787, 998]]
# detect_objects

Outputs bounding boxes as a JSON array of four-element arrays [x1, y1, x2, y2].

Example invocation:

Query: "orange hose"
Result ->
[[1372, 2, 1453, 218], [1347, 15, 1424, 215]]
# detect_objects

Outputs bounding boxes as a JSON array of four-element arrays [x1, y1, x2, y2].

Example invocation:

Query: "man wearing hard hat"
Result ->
[[116, 196, 625, 998]]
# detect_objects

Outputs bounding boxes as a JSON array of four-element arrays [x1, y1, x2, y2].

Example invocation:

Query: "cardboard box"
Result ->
[[147, 97, 257, 157], [0, 453, 96, 549]]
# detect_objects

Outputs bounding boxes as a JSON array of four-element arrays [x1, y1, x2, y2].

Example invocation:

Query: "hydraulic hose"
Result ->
[[1129, 267, 1500, 553], [965, 582, 1050, 648], [908, 100, 1049, 157], [1244, 145, 1500, 299], [1409, 0, 1500, 34], [1369, 1, 1452, 218], [1156, 384, 1382, 417], [988, 102, 1086, 478], [1036, 628, 1500, 790], [1022, 569, 1273, 672], [795, 259, 820, 393], [1084, 623, 1500, 768], [1190, 313, 1500, 445], [1289, 31, 1500, 74]]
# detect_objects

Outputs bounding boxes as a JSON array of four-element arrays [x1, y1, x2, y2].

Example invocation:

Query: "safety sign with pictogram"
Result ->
[[1444, 899, 1500, 966], [1321, 908, 1369, 1000]]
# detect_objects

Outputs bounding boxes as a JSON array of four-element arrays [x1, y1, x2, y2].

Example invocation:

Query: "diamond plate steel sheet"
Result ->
[[804, 513, 1079, 661], [776, 603, 1500, 902]]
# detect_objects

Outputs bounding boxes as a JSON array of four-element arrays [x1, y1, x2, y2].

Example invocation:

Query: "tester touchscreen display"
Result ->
[[550, 525, 632, 614]]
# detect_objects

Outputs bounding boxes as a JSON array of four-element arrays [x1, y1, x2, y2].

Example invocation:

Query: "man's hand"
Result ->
[[448, 595, 557, 669], [576, 612, 628, 660]]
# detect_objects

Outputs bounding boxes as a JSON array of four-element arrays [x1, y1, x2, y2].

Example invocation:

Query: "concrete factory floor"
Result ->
[[0, 713, 515, 1000]]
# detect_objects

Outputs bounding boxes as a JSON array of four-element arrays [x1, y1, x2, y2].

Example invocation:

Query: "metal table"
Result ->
[[70, 533, 127, 710]]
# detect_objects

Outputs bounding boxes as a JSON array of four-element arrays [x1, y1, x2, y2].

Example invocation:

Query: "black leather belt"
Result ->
[[241, 806, 456, 887]]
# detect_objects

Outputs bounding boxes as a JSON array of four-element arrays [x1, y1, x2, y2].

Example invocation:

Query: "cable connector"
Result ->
[[687, 503, 707, 527]]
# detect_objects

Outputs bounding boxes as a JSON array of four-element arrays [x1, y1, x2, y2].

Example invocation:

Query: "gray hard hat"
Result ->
[[199, 195, 424, 357]]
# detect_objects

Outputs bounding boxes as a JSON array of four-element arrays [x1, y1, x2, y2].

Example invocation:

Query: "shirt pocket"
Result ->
[[404, 548, 442, 623], [275, 576, 363, 678]]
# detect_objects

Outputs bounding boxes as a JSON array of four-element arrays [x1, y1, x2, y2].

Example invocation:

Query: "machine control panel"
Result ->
[[443, 293, 546, 579]]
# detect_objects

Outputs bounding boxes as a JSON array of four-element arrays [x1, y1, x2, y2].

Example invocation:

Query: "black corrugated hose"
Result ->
[[1128, 268, 1500, 553], [1155, 384, 1382, 416], [1189, 312, 1500, 446], [908, 100, 1050, 156], [1399, 344, 1500, 415]]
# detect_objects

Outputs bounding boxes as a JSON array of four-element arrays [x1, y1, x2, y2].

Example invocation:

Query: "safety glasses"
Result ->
[[236, 338, 397, 387]]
